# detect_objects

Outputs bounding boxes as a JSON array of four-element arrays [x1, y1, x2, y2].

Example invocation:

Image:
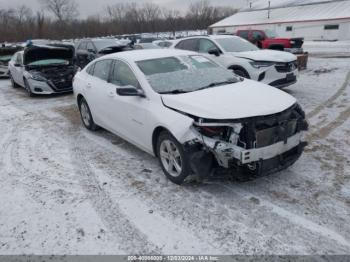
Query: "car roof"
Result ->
[[101, 49, 196, 62], [177, 35, 239, 40]]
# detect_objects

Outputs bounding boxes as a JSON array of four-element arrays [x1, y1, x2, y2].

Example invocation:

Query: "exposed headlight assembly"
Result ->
[[29, 73, 47, 82], [249, 61, 275, 69]]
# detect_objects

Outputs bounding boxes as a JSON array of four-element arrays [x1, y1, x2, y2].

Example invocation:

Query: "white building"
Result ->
[[209, 0, 350, 41]]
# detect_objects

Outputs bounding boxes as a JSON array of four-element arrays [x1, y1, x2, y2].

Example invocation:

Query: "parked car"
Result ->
[[133, 43, 161, 50], [153, 40, 175, 48], [8, 44, 78, 96], [173, 35, 298, 88], [75, 38, 132, 68], [73, 49, 308, 185], [236, 29, 304, 54], [0, 45, 22, 78]]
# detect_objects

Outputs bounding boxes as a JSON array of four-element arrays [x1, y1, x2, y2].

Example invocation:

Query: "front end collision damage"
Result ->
[[178, 103, 309, 178]]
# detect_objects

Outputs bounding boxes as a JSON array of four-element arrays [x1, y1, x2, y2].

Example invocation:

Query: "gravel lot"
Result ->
[[0, 49, 349, 255]]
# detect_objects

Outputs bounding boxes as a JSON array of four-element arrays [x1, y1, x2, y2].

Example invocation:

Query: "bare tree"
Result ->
[[38, 0, 78, 22], [162, 8, 181, 38]]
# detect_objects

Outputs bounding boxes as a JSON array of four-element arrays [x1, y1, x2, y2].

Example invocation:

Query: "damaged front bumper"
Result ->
[[183, 104, 309, 177], [195, 130, 306, 168]]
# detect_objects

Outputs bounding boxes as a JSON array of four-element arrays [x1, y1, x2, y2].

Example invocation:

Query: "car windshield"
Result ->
[[265, 29, 277, 38], [0, 55, 13, 62], [215, 37, 259, 52], [137, 55, 239, 94], [28, 59, 69, 66], [94, 40, 125, 51]]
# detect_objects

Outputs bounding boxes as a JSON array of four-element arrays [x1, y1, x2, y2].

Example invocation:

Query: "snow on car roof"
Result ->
[[102, 49, 196, 62], [210, 0, 350, 28]]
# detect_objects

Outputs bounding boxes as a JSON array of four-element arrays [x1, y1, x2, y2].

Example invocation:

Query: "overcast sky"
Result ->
[[0, 0, 249, 17]]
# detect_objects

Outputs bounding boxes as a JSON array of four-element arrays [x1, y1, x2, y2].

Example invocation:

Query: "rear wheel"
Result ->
[[79, 97, 99, 131], [157, 131, 191, 185], [23, 78, 34, 97]]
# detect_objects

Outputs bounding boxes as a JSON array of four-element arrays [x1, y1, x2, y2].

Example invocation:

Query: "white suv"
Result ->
[[173, 35, 298, 88]]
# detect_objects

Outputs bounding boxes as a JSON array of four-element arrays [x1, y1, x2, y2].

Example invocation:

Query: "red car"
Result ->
[[236, 29, 304, 53]]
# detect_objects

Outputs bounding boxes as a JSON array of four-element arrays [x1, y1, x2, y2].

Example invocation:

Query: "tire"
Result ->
[[23, 78, 34, 97], [10, 74, 19, 88], [78, 97, 99, 131], [233, 68, 250, 78], [157, 131, 191, 185]]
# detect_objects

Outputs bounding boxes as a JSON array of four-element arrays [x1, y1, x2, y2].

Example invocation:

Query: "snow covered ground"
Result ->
[[0, 49, 350, 255], [304, 41, 350, 57]]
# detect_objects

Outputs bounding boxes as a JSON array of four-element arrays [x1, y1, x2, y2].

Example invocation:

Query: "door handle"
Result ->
[[108, 91, 115, 97], [86, 83, 92, 89]]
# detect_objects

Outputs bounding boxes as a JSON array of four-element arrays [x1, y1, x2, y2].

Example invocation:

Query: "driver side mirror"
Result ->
[[116, 86, 146, 98], [208, 48, 221, 57]]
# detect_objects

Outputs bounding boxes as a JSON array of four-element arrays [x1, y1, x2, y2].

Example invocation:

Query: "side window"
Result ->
[[86, 63, 95, 75], [252, 31, 265, 41], [176, 39, 198, 51], [324, 24, 339, 30], [16, 53, 23, 65], [78, 42, 87, 50], [87, 42, 95, 52], [11, 53, 18, 62], [199, 39, 219, 53], [238, 31, 249, 39], [92, 60, 112, 81], [110, 60, 140, 88]]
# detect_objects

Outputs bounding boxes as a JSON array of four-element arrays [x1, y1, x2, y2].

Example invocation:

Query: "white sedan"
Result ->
[[73, 49, 308, 185]]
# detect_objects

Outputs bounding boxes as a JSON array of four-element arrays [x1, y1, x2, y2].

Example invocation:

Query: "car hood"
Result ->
[[24, 44, 75, 66], [161, 79, 296, 120], [230, 49, 296, 62]]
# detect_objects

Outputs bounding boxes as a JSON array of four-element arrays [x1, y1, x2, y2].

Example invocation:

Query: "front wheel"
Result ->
[[24, 78, 34, 97], [78, 97, 99, 131], [10, 74, 19, 88], [157, 131, 191, 185]]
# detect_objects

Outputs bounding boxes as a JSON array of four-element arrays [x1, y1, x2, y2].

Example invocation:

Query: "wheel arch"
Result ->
[[228, 65, 251, 79], [77, 93, 85, 107], [152, 126, 172, 157]]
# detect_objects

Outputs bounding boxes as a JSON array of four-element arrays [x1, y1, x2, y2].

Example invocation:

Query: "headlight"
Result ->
[[29, 74, 47, 82], [249, 61, 275, 69]]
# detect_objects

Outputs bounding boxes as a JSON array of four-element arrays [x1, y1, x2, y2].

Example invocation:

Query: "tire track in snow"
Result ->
[[307, 106, 350, 141], [81, 130, 333, 254], [71, 133, 161, 254], [306, 70, 350, 119], [217, 182, 350, 250]]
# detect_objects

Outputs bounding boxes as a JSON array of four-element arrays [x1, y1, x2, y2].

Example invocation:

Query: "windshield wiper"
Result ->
[[159, 89, 189, 95], [196, 79, 237, 91]]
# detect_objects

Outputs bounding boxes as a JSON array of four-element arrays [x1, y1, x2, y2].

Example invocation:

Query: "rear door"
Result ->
[[12, 53, 25, 86], [84, 59, 114, 126]]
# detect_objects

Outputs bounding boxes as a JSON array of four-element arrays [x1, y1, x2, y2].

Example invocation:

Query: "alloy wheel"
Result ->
[[159, 140, 183, 177], [80, 102, 91, 127]]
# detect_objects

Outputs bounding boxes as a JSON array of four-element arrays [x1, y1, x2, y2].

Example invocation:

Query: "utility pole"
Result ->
[[268, 1, 271, 19]]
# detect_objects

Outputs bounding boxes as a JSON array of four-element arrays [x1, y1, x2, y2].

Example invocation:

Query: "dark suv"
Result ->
[[75, 39, 131, 68]]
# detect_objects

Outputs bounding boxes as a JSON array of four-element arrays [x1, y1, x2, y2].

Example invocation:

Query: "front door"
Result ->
[[107, 60, 149, 149]]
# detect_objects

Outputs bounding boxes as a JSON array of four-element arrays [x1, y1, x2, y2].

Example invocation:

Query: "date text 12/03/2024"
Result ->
[[127, 256, 220, 261]]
